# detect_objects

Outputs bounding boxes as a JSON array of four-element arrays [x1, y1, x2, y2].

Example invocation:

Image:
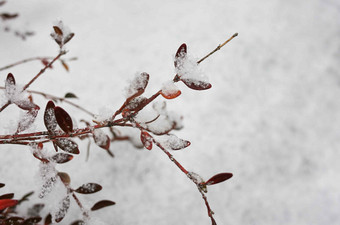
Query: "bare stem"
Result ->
[[197, 33, 238, 64], [0, 56, 49, 71]]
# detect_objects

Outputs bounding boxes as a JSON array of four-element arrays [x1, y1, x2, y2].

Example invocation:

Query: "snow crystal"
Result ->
[[124, 72, 149, 98], [174, 53, 209, 85], [161, 80, 180, 96]]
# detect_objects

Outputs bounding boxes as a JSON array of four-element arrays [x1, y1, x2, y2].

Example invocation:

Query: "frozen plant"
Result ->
[[0, 20, 238, 225]]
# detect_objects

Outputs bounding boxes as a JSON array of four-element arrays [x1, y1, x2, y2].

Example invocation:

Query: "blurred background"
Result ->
[[1, 0, 340, 224]]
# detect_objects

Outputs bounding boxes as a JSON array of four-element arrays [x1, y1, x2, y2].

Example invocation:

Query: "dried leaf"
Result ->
[[64, 92, 77, 98], [0, 199, 18, 210], [205, 173, 233, 186], [54, 195, 70, 223], [57, 172, 71, 186], [50, 153, 73, 164], [55, 139, 79, 154], [54, 106, 73, 133], [44, 101, 57, 133], [53, 26, 63, 36], [91, 200, 115, 211], [61, 60, 69, 72], [0, 193, 14, 200], [180, 78, 212, 90], [74, 183, 102, 194], [140, 131, 153, 150], [174, 43, 187, 68]]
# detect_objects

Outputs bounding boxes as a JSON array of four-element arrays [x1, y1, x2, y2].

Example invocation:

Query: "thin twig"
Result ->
[[197, 33, 238, 64]]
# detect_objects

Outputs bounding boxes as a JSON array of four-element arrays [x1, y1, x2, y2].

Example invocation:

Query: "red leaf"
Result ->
[[0, 199, 18, 210], [54, 195, 70, 223], [41, 58, 53, 68], [180, 78, 212, 90], [205, 173, 233, 186], [91, 200, 115, 211], [44, 101, 57, 133], [74, 183, 102, 194], [55, 139, 79, 154], [54, 106, 73, 133], [174, 43, 187, 68], [140, 131, 153, 150], [50, 153, 73, 164]]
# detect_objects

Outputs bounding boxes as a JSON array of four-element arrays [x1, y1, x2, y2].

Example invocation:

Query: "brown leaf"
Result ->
[[91, 200, 115, 211], [60, 60, 69, 72], [0, 13, 18, 20], [54, 106, 73, 133], [74, 183, 102, 194], [57, 172, 71, 186], [180, 78, 212, 90], [22, 217, 42, 225], [0, 193, 14, 199], [50, 153, 73, 164], [44, 101, 57, 133], [140, 131, 153, 150], [44, 214, 52, 225], [205, 173, 233, 186], [64, 92, 77, 98], [0, 183, 4, 188], [174, 43, 187, 68], [64, 33, 75, 44], [55, 139, 79, 154], [70, 220, 85, 225], [53, 26, 63, 36]]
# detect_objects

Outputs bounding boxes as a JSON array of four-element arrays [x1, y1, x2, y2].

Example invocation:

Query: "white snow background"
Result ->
[[1, 0, 340, 224]]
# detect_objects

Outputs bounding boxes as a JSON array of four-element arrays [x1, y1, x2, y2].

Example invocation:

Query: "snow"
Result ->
[[1, 0, 340, 225]]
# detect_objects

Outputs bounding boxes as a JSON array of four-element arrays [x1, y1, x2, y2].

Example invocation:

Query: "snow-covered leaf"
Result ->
[[180, 78, 212, 90], [50, 153, 73, 164], [54, 195, 70, 223], [93, 129, 111, 152], [161, 81, 181, 99], [164, 134, 190, 150], [55, 139, 79, 154], [140, 131, 153, 150], [125, 72, 149, 101], [44, 101, 57, 133], [74, 183, 102, 194], [16, 106, 40, 133], [174, 43, 187, 68], [5, 73, 16, 101]]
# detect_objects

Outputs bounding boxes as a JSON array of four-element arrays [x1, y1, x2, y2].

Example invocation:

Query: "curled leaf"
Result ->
[[91, 200, 115, 211], [54, 106, 73, 133], [140, 131, 153, 150], [74, 183, 102, 194], [180, 78, 212, 90], [0, 199, 18, 210], [50, 153, 73, 164], [205, 173, 233, 186]]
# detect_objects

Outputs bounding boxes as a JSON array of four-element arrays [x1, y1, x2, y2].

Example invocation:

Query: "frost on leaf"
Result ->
[[5, 73, 16, 101], [174, 43, 187, 68], [163, 134, 190, 150], [39, 163, 58, 198], [50, 153, 73, 164], [55, 138, 79, 154], [160, 81, 181, 99], [44, 101, 57, 133], [140, 131, 153, 150], [51, 21, 74, 48], [74, 183, 102, 194], [54, 195, 70, 223], [16, 106, 40, 133], [174, 45, 212, 90], [125, 72, 149, 101]]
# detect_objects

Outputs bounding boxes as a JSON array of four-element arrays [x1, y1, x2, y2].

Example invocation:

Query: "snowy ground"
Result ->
[[1, 0, 340, 224]]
